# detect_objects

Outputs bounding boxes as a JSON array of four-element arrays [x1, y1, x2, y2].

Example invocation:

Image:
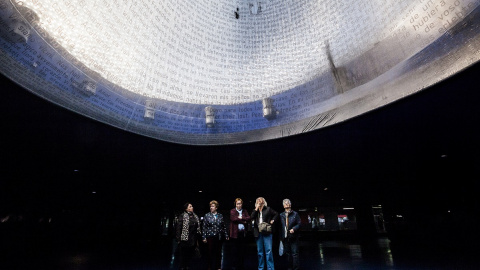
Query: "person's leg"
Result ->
[[178, 245, 187, 269], [185, 245, 194, 269], [256, 234, 265, 270], [207, 238, 215, 270], [284, 239, 293, 270], [231, 237, 239, 269], [214, 238, 222, 269], [237, 233, 246, 269], [179, 245, 194, 270], [291, 239, 299, 270], [264, 234, 274, 270]]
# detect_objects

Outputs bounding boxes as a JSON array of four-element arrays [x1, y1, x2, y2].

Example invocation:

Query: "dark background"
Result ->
[[1, 61, 480, 260]]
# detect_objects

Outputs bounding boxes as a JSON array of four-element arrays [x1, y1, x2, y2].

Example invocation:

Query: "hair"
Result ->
[[234, 198, 243, 205], [256, 197, 267, 207], [283, 199, 291, 206], [209, 200, 219, 208], [183, 202, 191, 211]]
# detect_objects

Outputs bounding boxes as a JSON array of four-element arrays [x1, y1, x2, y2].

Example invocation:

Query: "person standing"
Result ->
[[229, 198, 251, 270], [202, 200, 229, 270], [251, 197, 278, 270], [176, 202, 202, 270], [280, 199, 301, 270]]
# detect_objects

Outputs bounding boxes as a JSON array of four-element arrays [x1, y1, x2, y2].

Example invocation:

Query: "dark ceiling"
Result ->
[[1, 62, 480, 219]]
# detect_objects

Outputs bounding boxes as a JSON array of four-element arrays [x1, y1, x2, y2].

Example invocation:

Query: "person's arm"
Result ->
[[201, 214, 208, 241], [230, 209, 241, 223], [221, 214, 229, 240], [251, 209, 258, 220], [196, 215, 202, 236], [243, 209, 251, 222], [251, 201, 260, 221], [279, 213, 285, 237], [291, 212, 301, 232], [175, 215, 182, 242], [270, 208, 279, 224]]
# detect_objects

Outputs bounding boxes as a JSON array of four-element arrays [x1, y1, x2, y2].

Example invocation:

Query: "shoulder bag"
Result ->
[[258, 222, 272, 234]]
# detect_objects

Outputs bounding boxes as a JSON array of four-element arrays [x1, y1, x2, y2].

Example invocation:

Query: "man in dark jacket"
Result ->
[[280, 199, 301, 270]]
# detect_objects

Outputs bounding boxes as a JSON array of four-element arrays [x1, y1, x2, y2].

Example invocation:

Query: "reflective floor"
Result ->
[[1, 230, 477, 270]]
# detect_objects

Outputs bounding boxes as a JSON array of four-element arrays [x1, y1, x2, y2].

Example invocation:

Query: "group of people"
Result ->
[[175, 197, 301, 270]]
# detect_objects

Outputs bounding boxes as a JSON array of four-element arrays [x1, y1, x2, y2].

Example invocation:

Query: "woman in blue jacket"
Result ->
[[202, 200, 229, 270]]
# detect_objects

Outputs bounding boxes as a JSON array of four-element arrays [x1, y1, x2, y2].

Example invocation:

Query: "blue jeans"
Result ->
[[256, 233, 274, 270]]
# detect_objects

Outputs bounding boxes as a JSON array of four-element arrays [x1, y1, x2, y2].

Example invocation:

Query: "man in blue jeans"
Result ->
[[280, 199, 301, 270]]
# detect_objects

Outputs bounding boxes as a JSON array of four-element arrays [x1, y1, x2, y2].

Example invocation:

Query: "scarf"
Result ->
[[181, 211, 200, 241]]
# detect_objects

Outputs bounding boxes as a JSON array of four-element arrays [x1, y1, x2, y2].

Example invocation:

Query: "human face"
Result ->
[[186, 204, 193, 213], [256, 198, 264, 207], [283, 202, 291, 210], [210, 204, 217, 213], [235, 201, 243, 210]]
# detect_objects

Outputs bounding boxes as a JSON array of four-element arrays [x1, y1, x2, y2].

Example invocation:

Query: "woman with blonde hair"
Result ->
[[251, 197, 278, 270]]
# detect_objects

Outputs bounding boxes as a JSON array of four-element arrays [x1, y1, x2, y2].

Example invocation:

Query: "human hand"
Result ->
[[289, 229, 294, 234], [203, 239, 207, 243], [270, 220, 274, 224]]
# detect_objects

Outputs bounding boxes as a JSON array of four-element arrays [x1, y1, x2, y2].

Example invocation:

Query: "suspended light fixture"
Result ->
[[205, 106, 215, 128], [72, 79, 97, 96], [144, 99, 156, 120], [262, 97, 277, 120]]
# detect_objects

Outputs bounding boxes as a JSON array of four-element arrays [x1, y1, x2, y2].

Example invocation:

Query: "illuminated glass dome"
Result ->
[[1, 0, 479, 145]]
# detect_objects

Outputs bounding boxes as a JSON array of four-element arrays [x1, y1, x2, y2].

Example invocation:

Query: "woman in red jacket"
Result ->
[[229, 198, 251, 270]]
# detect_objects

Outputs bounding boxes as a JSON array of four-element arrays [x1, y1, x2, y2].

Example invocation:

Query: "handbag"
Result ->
[[258, 222, 272, 234]]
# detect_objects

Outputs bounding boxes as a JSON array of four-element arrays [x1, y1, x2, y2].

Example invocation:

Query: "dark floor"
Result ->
[[0, 229, 477, 270]]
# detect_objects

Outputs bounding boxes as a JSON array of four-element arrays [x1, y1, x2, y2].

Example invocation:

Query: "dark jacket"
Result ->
[[202, 212, 229, 240], [251, 206, 278, 237], [229, 208, 251, 238], [175, 211, 201, 247], [280, 210, 301, 240]]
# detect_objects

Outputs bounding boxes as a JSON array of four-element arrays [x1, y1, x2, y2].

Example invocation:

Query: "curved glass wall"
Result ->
[[0, 0, 479, 144]]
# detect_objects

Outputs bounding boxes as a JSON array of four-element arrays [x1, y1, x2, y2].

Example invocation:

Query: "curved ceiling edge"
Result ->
[[0, 1, 479, 145]]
